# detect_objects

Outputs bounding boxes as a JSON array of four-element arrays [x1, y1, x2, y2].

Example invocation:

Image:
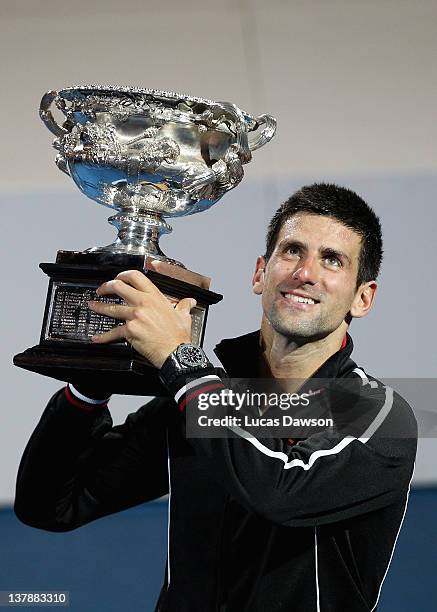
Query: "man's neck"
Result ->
[[259, 318, 347, 385]]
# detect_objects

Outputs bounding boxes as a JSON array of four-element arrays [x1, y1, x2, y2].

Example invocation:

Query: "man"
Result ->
[[15, 183, 417, 611]]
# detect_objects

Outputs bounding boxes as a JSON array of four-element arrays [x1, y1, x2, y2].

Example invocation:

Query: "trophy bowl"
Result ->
[[40, 85, 277, 265]]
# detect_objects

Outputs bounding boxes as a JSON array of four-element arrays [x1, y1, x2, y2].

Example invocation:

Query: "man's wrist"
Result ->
[[173, 373, 226, 412], [68, 384, 111, 407], [159, 343, 214, 390]]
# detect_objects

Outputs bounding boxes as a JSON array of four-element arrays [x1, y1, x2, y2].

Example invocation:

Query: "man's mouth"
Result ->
[[281, 292, 320, 305]]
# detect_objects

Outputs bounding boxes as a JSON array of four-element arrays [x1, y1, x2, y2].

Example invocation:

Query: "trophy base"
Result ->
[[13, 251, 222, 396], [14, 343, 170, 396]]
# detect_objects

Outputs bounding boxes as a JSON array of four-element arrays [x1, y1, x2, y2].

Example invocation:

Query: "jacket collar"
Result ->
[[214, 330, 356, 380]]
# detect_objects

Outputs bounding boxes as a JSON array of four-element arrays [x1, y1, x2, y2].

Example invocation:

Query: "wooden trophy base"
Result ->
[[13, 251, 222, 396]]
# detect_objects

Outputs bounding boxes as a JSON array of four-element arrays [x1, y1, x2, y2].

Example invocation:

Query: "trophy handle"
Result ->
[[248, 114, 277, 152], [39, 90, 69, 137]]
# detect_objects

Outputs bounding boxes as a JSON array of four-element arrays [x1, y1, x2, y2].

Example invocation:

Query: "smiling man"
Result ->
[[15, 183, 417, 612]]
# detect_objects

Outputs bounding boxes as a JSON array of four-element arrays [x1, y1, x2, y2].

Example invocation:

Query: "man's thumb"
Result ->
[[175, 297, 197, 313]]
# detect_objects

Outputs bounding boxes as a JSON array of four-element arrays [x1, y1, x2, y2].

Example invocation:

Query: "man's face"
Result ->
[[253, 213, 374, 342]]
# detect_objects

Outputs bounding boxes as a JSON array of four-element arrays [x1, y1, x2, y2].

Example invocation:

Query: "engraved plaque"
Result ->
[[44, 282, 205, 345]]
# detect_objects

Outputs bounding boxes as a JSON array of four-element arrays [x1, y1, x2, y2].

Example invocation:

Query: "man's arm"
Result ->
[[14, 386, 170, 532]]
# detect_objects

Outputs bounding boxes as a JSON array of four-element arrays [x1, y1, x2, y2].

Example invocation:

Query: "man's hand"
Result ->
[[88, 270, 195, 369]]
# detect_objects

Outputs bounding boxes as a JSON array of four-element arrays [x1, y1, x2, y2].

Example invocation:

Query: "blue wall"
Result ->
[[1, 489, 436, 611]]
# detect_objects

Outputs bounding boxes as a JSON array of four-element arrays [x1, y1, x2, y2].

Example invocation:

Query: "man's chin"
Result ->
[[269, 315, 334, 341], [270, 321, 323, 342]]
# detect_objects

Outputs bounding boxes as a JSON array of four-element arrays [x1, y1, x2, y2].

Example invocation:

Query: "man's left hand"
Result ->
[[88, 270, 195, 369]]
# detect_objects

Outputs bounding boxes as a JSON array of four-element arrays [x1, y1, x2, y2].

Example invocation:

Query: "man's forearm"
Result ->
[[14, 387, 111, 531]]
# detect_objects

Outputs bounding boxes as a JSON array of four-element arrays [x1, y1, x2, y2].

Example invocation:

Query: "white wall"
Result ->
[[1, 0, 436, 191]]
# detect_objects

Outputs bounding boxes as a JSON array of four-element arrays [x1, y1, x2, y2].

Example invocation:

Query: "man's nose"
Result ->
[[291, 255, 319, 284]]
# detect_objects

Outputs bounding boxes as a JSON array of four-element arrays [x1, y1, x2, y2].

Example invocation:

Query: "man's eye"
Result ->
[[286, 246, 300, 255], [325, 257, 341, 267]]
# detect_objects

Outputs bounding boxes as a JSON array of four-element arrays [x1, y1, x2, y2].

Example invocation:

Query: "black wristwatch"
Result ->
[[159, 343, 214, 387]]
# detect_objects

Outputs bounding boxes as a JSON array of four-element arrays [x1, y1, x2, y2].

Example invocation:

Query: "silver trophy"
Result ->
[[14, 86, 276, 395], [40, 85, 276, 266]]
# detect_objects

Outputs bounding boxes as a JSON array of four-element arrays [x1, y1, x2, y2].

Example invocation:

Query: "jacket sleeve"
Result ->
[[171, 372, 417, 527], [14, 388, 171, 532]]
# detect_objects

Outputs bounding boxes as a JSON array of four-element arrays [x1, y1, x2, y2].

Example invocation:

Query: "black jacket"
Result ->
[[15, 332, 417, 612]]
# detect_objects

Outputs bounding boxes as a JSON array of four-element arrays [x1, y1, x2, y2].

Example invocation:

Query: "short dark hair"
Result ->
[[265, 183, 383, 288]]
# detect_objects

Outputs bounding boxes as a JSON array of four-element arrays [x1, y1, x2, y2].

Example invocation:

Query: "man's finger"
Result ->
[[115, 269, 161, 294], [148, 260, 175, 276], [91, 324, 127, 345], [175, 298, 197, 314], [96, 278, 141, 303], [88, 301, 134, 321]]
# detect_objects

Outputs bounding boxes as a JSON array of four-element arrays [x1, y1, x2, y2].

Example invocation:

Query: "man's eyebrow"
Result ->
[[278, 239, 307, 250], [278, 239, 352, 265], [320, 245, 352, 265]]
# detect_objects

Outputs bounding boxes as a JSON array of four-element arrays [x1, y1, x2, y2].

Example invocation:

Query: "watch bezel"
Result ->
[[176, 343, 207, 368]]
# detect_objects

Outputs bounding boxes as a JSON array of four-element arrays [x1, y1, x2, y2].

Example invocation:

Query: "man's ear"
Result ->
[[350, 281, 377, 318], [252, 256, 266, 295]]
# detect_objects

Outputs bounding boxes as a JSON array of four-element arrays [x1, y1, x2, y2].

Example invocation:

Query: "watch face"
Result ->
[[177, 344, 206, 368]]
